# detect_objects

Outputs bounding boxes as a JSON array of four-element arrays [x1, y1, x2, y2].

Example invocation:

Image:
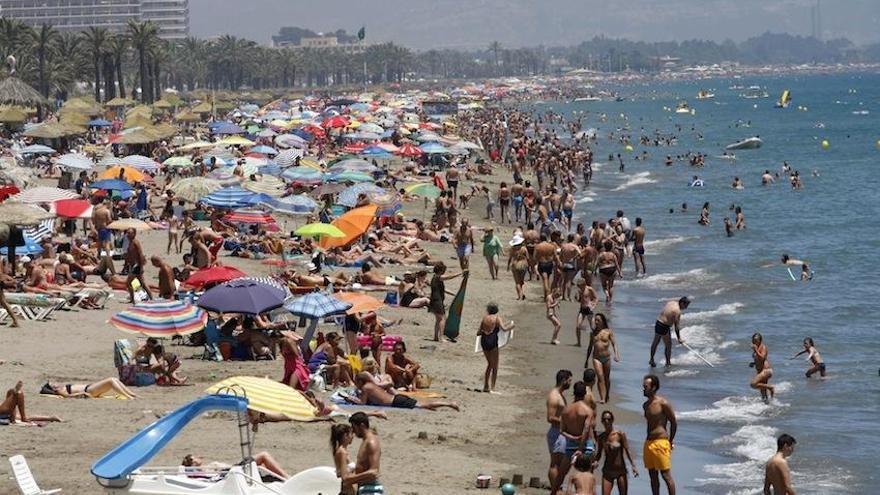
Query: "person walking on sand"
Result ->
[[585, 313, 620, 404], [789, 337, 825, 378], [535, 233, 561, 296], [595, 410, 638, 495], [764, 434, 797, 495], [575, 279, 598, 347], [125, 228, 152, 303], [453, 219, 475, 270], [642, 374, 677, 495], [478, 302, 515, 393], [481, 226, 503, 280], [547, 370, 573, 492], [649, 297, 690, 368], [546, 288, 563, 345], [750, 332, 775, 401], [552, 381, 596, 495]]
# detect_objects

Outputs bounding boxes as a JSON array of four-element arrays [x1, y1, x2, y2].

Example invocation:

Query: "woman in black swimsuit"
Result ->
[[595, 410, 638, 494], [478, 302, 516, 393], [42, 377, 139, 399]]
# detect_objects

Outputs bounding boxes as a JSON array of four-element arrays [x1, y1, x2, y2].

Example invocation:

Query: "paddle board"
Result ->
[[474, 329, 514, 353]]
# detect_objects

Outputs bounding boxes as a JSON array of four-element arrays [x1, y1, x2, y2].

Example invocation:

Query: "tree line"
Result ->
[[1, 18, 878, 104]]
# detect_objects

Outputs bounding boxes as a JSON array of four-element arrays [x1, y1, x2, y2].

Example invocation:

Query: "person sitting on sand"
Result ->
[[151, 345, 187, 385], [182, 452, 288, 480], [1, 381, 62, 424], [308, 332, 353, 387], [350, 372, 459, 411], [41, 377, 139, 399], [384, 341, 420, 391], [360, 357, 396, 393]]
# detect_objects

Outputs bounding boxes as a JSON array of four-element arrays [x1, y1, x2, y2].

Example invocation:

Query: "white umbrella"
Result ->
[[56, 153, 94, 170], [9, 186, 80, 204], [121, 154, 161, 171]]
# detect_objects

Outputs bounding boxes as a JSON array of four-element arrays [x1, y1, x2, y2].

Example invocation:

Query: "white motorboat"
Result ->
[[91, 394, 339, 494], [725, 137, 763, 150], [674, 101, 691, 114], [740, 86, 769, 99]]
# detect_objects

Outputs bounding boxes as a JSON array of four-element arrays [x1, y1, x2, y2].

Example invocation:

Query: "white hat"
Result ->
[[509, 235, 524, 247], [306, 262, 318, 272], [20, 256, 32, 263]]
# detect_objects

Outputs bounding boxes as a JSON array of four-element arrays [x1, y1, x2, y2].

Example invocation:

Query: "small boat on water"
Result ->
[[574, 96, 602, 102], [696, 90, 715, 99], [725, 137, 763, 150], [774, 90, 791, 108], [674, 101, 691, 114], [91, 394, 339, 494]]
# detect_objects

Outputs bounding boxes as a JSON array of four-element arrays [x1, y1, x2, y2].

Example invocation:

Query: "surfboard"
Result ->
[[787, 268, 797, 281], [474, 328, 515, 353]]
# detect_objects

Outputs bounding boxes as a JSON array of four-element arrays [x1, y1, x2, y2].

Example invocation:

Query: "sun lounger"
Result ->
[[0, 293, 66, 322], [8, 455, 62, 494], [67, 288, 113, 309]]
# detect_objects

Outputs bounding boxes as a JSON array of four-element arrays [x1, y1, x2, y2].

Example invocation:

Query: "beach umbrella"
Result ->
[[19, 144, 55, 155], [281, 166, 323, 184], [0, 106, 28, 123], [359, 146, 391, 158], [396, 143, 424, 157], [275, 148, 305, 167], [224, 208, 277, 225], [213, 122, 246, 135], [50, 199, 93, 219], [321, 116, 349, 128], [184, 265, 247, 289], [98, 166, 146, 183], [420, 142, 450, 154], [295, 223, 345, 238], [56, 153, 94, 170], [335, 292, 385, 315], [375, 142, 399, 153], [120, 154, 161, 171], [452, 139, 482, 150], [206, 376, 316, 421], [88, 118, 112, 127], [249, 145, 278, 156], [110, 300, 207, 338], [357, 123, 384, 134], [197, 279, 287, 315], [404, 182, 442, 199], [337, 184, 384, 207], [319, 204, 378, 249], [168, 177, 223, 202], [327, 171, 373, 183], [8, 186, 78, 204], [242, 176, 286, 196], [177, 140, 215, 151], [219, 135, 256, 147], [90, 179, 133, 191], [0, 74, 45, 107], [257, 128, 278, 138], [370, 193, 402, 217], [308, 183, 346, 198], [107, 218, 151, 231], [200, 186, 252, 208], [275, 134, 307, 149], [262, 194, 317, 216], [162, 156, 194, 168], [105, 96, 134, 107], [285, 291, 352, 352], [328, 158, 378, 173], [0, 203, 55, 226]]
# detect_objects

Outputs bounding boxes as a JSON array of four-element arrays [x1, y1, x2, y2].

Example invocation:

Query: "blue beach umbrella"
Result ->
[[285, 292, 352, 352], [262, 194, 318, 215], [199, 186, 252, 208], [337, 183, 384, 207], [90, 179, 134, 191]]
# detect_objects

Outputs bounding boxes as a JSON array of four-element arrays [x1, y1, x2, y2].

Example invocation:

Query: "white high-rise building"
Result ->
[[0, 0, 188, 39]]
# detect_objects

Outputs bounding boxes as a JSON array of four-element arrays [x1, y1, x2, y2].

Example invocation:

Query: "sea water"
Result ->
[[536, 72, 879, 494]]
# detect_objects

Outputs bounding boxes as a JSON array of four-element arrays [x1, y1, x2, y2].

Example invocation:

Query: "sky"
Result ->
[[190, 0, 880, 49]]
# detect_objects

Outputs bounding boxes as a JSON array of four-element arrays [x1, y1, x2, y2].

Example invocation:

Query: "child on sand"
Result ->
[[152, 345, 187, 385], [547, 288, 562, 345], [565, 451, 596, 495]]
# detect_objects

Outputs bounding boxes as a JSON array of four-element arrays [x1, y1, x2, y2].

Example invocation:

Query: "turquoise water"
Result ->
[[535, 73, 879, 494]]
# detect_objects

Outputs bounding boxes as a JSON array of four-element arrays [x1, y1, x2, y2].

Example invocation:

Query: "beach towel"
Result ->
[[443, 272, 469, 341]]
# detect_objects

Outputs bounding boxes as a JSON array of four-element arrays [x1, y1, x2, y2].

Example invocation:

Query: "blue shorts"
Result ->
[[554, 435, 595, 456], [547, 426, 561, 454], [456, 244, 471, 258], [563, 208, 573, 220], [98, 228, 111, 242]]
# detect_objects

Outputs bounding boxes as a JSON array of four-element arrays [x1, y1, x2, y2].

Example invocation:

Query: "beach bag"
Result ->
[[114, 339, 134, 368], [383, 291, 398, 305], [415, 374, 433, 389]]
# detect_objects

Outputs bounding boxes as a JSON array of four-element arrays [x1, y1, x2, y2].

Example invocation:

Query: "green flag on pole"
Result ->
[[357, 26, 366, 41]]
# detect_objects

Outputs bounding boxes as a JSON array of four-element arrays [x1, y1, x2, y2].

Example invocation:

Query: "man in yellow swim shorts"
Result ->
[[642, 374, 677, 495]]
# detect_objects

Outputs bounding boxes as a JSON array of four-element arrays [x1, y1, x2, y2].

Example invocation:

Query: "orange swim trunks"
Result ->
[[644, 438, 672, 471]]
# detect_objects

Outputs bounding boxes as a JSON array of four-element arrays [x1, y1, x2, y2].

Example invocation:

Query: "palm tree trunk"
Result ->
[[103, 54, 115, 100], [138, 48, 148, 102], [115, 55, 126, 98]]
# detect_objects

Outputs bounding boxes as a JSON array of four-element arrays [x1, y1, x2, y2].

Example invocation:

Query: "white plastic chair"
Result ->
[[8, 455, 61, 495]]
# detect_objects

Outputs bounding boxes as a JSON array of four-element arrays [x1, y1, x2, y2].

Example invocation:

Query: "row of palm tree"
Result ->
[[0, 18, 424, 104]]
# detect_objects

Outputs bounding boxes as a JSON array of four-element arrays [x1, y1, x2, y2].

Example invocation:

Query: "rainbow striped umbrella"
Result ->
[[110, 300, 207, 337], [224, 208, 277, 225]]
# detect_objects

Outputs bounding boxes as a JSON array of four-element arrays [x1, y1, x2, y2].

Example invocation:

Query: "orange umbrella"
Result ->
[[99, 165, 145, 183], [335, 292, 385, 315], [319, 204, 378, 249]]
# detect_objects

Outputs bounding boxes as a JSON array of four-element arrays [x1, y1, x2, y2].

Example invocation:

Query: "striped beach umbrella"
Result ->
[[327, 171, 373, 183], [206, 376, 316, 421], [262, 194, 317, 216], [20, 144, 55, 155], [275, 148, 305, 167], [328, 158, 378, 173], [23, 219, 54, 241], [168, 177, 223, 203], [121, 154, 161, 171], [242, 176, 286, 196], [286, 292, 352, 352], [337, 183, 385, 207], [395, 143, 423, 157], [200, 186, 252, 208], [281, 166, 323, 185], [56, 153, 94, 170], [370, 192, 402, 217], [249, 145, 278, 156], [110, 300, 207, 337], [224, 208, 277, 225], [9, 186, 79, 204]]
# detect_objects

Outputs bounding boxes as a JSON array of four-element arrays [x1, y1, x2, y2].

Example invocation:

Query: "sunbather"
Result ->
[[351, 372, 459, 411], [1, 381, 62, 423], [41, 377, 139, 399], [182, 451, 288, 480], [247, 391, 387, 431]]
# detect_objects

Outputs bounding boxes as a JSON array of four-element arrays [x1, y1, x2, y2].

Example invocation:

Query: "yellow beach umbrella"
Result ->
[[206, 376, 317, 421], [219, 136, 255, 147]]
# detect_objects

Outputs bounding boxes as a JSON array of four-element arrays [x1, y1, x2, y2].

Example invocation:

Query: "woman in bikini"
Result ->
[[595, 410, 638, 495], [790, 336, 826, 378], [331, 423, 356, 495], [507, 238, 529, 300], [498, 182, 511, 224], [477, 302, 515, 393], [586, 313, 620, 404], [42, 377, 139, 399], [597, 240, 620, 304], [750, 332, 775, 401]]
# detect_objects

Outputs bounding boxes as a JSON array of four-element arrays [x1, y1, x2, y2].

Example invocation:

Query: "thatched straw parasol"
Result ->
[[23, 121, 86, 139], [0, 106, 28, 123]]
